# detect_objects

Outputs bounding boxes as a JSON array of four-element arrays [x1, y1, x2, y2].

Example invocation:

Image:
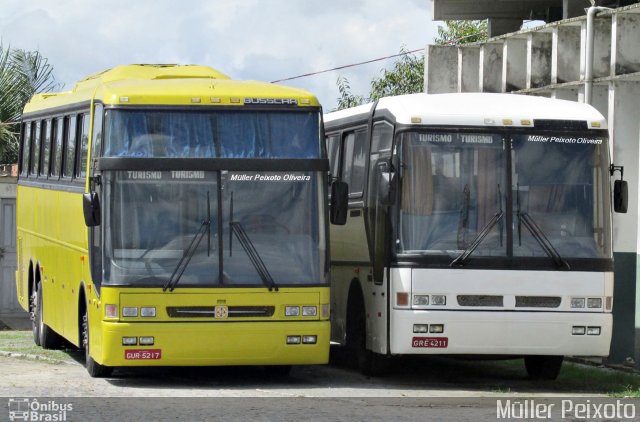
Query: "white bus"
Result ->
[[325, 93, 627, 379]]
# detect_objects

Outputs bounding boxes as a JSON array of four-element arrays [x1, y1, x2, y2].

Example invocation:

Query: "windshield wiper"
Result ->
[[163, 192, 211, 292], [516, 185, 570, 270], [230, 221, 278, 292], [450, 210, 504, 267]]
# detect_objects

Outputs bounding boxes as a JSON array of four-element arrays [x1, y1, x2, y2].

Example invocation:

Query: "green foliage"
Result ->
[[435, 20, 488, 45], [334, 48, 424, 111], [0, 44, 59, 164]]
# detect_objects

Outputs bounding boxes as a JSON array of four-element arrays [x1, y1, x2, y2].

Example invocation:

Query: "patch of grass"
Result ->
[[0, 330, 79, 362]]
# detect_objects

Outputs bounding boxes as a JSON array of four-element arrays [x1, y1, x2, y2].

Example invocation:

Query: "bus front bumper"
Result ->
[[389, 310, 612, 356], [98, 320, 330, 367]]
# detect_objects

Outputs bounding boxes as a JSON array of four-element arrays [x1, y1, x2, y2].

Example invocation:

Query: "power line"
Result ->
[[270, 47, 424, 84]]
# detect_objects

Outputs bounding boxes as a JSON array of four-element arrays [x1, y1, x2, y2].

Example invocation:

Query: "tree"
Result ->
[[334, 47, 424, 111], [434, 20, 488, 45], [0, 45, 59, 164]]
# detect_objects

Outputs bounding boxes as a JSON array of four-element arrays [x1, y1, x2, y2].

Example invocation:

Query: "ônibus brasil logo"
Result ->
[[8, 398, 72, 421]]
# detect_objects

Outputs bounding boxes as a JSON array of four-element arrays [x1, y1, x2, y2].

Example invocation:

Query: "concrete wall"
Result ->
[[0, 176, 19, 316], [425, 4, 640, 364]]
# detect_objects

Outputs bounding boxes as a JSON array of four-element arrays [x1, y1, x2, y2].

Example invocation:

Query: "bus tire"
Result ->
[[36, 285, 62, 350], [30, 283, 41, 346], [347, 287, 389, 377], [524, 355, 563, 380], [82, 309, 112, 378]]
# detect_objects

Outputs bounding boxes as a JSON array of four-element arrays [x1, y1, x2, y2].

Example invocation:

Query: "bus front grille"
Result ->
[[456, 295, 504, 307], [515, 296, 561, 308], [166, 306, 275, 318]]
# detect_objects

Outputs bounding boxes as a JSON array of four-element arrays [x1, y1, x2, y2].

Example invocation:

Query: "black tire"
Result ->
[[82, 309, 112, 378], [347, 289, 389, 377], [524, 355, 563, 380], [31, 286, 41, 346], [36, 286, 62, 350]]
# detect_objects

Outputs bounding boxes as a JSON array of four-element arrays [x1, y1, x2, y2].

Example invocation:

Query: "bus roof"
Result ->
[[324, 93, 607, 130], [23, 64, 320, 114]]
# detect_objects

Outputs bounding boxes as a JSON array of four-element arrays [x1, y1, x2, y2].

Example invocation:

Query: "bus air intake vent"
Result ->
[[166, 306, 275, 318], [515, 296, 561, 308], [457, 295, 503, 307]]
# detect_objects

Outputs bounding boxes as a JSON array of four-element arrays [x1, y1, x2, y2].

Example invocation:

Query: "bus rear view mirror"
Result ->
[[377, 162, 395, 206], [614, 180, 628, 213], [83, 192, 101, 226], [330, 181, 349, 225]]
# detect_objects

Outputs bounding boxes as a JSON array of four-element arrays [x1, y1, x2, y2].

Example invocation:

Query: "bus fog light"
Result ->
[[587, 326, 601, 336], [302, 306, 317, 316], [302, 335, 317, 344], [122, 307, 138, 317], [413, 324, 428, 333], [429, 324, 444, 333], [396, 292, 409, 306], [572, 326, 586, 335], [587, 298, 602, 308], [570, 298, 585, 308], [105, 304, 118, 318], [139, 336, 155, 345], [122, 337, 137, 345], [413, 295, 429, 306], [321, 304, 330, 318], [431, 295, 446, 306], [287, 336, 301, 344], [285, 306, 300, 316], [140, 307, 156, 317]]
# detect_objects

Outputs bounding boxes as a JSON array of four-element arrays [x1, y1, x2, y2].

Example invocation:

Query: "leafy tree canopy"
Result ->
[[434, 20, 488, 45]]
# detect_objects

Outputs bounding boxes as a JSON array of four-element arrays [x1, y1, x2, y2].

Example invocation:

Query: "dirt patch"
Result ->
[[0, 320, 11, 331]]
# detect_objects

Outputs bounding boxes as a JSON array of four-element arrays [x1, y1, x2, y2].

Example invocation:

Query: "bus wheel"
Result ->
[[348, 294, 389, 377], [524, 355, 563, 380], [36, 286, 62, 349], [82, 310, 112, 378], [30, 286, 41, 346]]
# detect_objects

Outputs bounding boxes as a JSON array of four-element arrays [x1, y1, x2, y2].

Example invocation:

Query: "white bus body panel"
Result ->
[[389, 268, 613, 356]]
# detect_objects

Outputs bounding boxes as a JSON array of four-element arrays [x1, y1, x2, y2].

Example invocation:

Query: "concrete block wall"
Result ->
[[424, 3, 640, 365]]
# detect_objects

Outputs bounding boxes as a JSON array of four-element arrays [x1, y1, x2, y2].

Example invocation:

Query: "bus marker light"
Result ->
[[122, 307, 138, 317], [572, 326, 586, 335], [140, 307, 156, 317], [286, 336, 301, 344], [429, 324, 444, 333], [520, 119, 532, 126], [605, 296, 613, 311], [230, 97, 241, 104], [210, 97, 221, 103], [122, 337, 137, 345], [502, 118, 513, 125], [119, 96, 129, 103], [484, 118, 495, 125], [413, 295, 429, 306], [302, 306, 317, 316], [591, 121, 601, 128], [396, 293, 409, 306], [105, 304, 118, 318], [191, 97, 202, 103], [321, 304, 330, 318], [413, 324, 428, 333], [587, 298, 602, 308], [587, 327, 601, 336], [285, 306, 300, 316], [300, 98, 311, 105], [570, 298, 585, 308], [411, 116, 422, 124], [431, 295, 446, 306], [302, 335, 317, 344], [139, 337, 155, 345]]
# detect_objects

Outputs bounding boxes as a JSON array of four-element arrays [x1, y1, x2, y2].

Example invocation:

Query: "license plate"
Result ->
[[412, 337, 448, 348], [124, 349, 162, 360]]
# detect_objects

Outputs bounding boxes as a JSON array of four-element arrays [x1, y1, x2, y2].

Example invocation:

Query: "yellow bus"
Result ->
[[16, 64, 331, 377]]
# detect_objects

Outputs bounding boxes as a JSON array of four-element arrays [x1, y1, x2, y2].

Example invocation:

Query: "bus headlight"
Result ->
[[302, 306, 317, 316], [140, 307, 156, 317], [285, 306, 300, 316], [572, 326, 586, 335], [587, 298, 602, 309], [429, 324, 444, 333], [413, 295, 429, 306], [122, 337, 137, 345], [122, 307, 138, 317], [139, 336, 155, 345], [587, 326, 601, 336], [570, 298, 585, 308], [431, 295, 446, 305], [286, 336, 301, 344], [302, 335, 317, 344]]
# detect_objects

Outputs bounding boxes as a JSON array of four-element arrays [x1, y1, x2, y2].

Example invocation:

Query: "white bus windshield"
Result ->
[[398, 131, 612, 260]]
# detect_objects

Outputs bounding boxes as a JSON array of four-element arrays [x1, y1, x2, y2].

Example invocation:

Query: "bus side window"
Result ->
[[39, 119, 51, 178], [77, 114, 90, 179], [371, 122, 393, 153], [326, 134, 340, 180], [341, 129, 368, 198], [30, 121, 41, 177], [19, 122, 31, 177], [92, 103, 103, 160], [51, 118, 63, 178], [63, 116, 77, 179]]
